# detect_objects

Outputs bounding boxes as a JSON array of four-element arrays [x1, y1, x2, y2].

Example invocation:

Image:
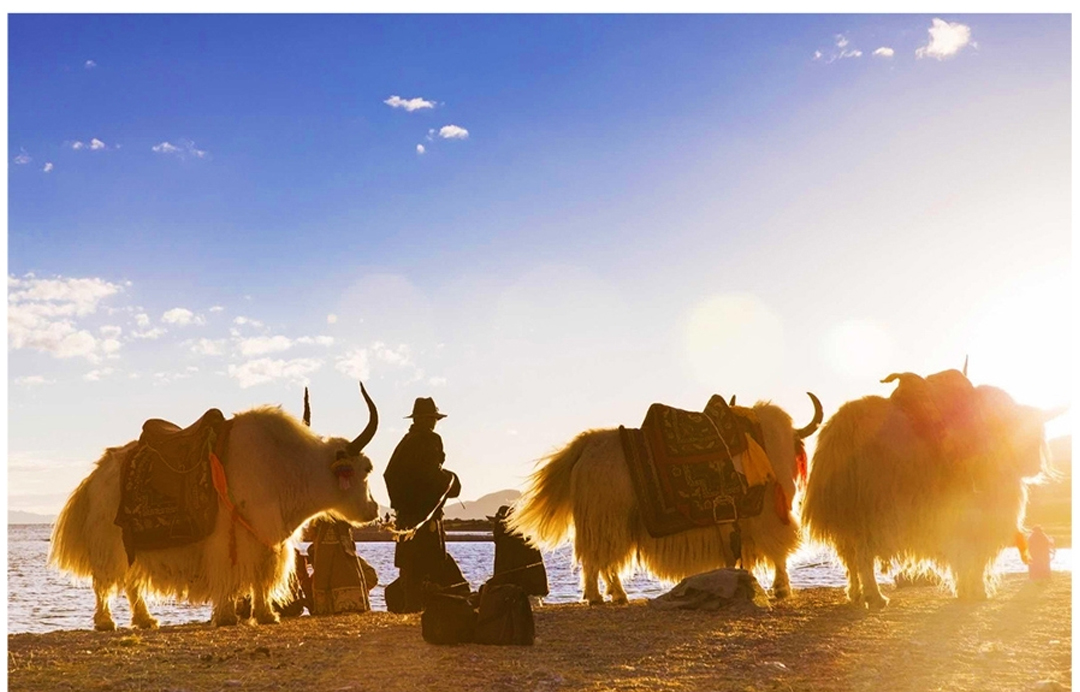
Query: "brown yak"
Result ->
[[802, 369, 1061, 608]]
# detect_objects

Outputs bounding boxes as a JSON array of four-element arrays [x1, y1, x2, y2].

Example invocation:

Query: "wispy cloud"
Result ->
[[85, 59, 97, 69], [209, 305, 225, 313], [43, 162, 54, 173], [327, 314, 338, 324], [873, 47, 895, 58], [384, 95, 435, 112], [152, 139, 208, 159], [233, 316, 264, 328], [416, 144, 426, 155], [15, 375, 54, 387], [228, 357, 322, 388], [14, 151, 31, 165], [71, 141, 84, 150], [190, 338, 227, 356], [84, 367, 116, 382], [71, 138, 108, 151], [295, 335, 334, 346], [439, 125, 469, 140], [916, 18, 975, 60], [89, 138, 106, 150], [335, 349, 370, 380], [815, 34, 863, 63], [131, 327, 166, 340], [161, 307, 205, 326], [237, 335, 293, 356], [8, 275, 125, 362]]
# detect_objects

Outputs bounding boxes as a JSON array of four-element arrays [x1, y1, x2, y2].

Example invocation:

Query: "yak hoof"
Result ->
[[610, 596, 629, 606], [586, 597, 606, 606], [773, 586, 791, 600], [865, 594, 889, 610], [133, 616, 159, 630], [94, 620, 117, 632], [254, 612, 281, 625], [213, 614, 240, 627]]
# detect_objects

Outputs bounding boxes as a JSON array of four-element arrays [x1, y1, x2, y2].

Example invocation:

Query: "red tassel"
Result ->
[[774, 484, 790, 525]]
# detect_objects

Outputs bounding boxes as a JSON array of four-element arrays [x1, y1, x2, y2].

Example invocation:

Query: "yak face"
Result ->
[[974, 385, 1057, 482], [328, 441, 381, 524], [320, 382, 381, 524]]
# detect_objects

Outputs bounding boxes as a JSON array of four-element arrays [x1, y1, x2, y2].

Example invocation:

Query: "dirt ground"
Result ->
[[7, 572, 1070, 692]]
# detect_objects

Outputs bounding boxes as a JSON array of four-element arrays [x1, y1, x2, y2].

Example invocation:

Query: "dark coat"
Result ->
[[384, 426, 460, 529]]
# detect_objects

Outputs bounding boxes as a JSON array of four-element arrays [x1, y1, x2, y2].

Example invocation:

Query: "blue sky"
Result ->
[[7, 14, 1072, 515]]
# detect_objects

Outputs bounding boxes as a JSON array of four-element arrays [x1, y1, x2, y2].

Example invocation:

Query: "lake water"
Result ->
[[8, 524, 1071, 634]]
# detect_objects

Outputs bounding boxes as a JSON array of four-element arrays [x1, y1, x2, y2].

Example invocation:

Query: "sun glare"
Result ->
[[684, 294, 786, 395], [964, 272, 1071, 437], [822, 320, 896, 382]]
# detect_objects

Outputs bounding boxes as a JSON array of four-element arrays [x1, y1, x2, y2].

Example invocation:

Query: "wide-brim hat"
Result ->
[[406, 397, 447, 419]]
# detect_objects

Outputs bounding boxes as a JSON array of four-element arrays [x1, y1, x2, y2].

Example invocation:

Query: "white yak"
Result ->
[[510, 394, 823, 604], [49, 383, 381, 629]]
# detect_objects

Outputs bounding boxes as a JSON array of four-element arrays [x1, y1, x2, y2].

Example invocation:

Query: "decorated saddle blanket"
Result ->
[[114, 408, 231, 563], [622, 395, 774, 538]]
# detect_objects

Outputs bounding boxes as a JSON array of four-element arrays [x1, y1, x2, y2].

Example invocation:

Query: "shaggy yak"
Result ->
[[49, 383, 381, 629], [801, 369, 1060, 608], [510, 393, 823, 604]]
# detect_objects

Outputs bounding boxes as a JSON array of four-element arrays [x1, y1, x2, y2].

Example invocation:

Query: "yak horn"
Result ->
[[881, 372, 923, 386], [303, 387, 311, 427], [962, 355, 969, 378], [729, 395, 736, 406], [346, 381, 379, 456], [795, 392, 824, 439]]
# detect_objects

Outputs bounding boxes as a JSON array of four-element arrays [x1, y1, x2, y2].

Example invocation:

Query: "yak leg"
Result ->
[[125, 584, 158, 629], [92, 577, 117, 631], [855, 552, 887, 609], [211, 598, 240, 627], [954, 557, 989, 601], [834, 545, 864, 605], [252, 589, 280, 625], [581, 561, 605, 605], [771, 559, 791, 600], [603, 568, 628, 605]]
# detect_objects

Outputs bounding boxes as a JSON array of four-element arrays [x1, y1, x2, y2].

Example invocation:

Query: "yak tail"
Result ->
[[48, 465, 97, 578], [508, 432, 592, 550]]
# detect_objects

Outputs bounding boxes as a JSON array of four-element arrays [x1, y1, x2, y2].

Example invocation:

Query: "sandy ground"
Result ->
[[7, 572, 1070, 692]]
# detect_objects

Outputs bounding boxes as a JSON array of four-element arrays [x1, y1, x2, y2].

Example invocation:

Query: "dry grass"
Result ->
[[8, 573, 1070, 692]]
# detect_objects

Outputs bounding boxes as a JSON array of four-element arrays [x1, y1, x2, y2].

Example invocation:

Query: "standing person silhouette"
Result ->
[[383, 397, 464, 613]]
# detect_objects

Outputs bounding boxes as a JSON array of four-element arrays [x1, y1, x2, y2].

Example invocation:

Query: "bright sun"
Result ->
[[964, 272, 1072, 438]]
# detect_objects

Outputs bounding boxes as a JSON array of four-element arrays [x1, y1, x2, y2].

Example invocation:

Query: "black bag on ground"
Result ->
[[474, 582, 535, 646], [421, 591, 477, 645]]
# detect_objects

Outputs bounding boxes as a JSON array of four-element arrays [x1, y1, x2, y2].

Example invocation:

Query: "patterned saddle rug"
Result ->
[[622, 395, 770, 538], [114, 408, 231, 563]]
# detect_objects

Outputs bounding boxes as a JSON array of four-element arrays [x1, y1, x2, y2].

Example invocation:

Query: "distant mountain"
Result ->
[[8, 511, 56, 525], [443, 489, 522, 521]]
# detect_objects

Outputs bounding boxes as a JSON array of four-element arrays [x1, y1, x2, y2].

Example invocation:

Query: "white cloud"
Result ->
[[131, 327, 166, 340], [71, 141, 85, 150], [209, 305, 225, 312], [15, 375, 54, 387], [439, 125, 469, 140], [426, 129, 435, 142], [327, 314, 338, 324], [429, 376, 447, 387], [416, 144, 426, 155], [134, 313, 150, 327], [161, 307, 205, 326], [14, 152, 31, 165], [335, 349, 371, 380], [191, 338, 227, 356], [84, 367, 116, 382], [384, 95, 435, 112], [237, 335, 293, 356], [152, 139, 208, 159], [8, 275, 125, 362], [916, 18, 974, 60], [371, 341, 413, 366], [85, 59, 97, 69], [89, 138, 106, 150], [228, 357, 322, 388], [43, 162, 54, 173], [296, 335, 335, 346], [234, 316, 264, 328], [100, 325, 122, 338], [836, 35, 849, 49], [813, 50, 823, 61], [873, 47, 895, 58]]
